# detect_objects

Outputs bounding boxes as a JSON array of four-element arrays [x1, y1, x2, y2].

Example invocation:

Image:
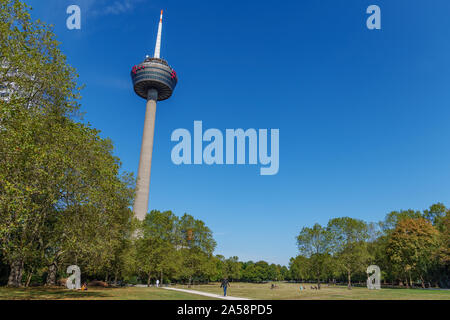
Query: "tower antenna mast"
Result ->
[[154, 10, 163, 58]]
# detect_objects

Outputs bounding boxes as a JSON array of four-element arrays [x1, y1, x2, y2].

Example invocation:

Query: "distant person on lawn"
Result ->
[[220, 278, 230, 297]]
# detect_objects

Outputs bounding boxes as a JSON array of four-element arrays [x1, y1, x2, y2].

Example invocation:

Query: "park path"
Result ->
[[162, 287, 251, 300]]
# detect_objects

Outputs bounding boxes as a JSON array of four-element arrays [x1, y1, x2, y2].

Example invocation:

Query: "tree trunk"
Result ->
[[7, 260, 24, 287], [160, 270, 163, 286], [347, 271, 352, 289], [114, 272, 118, 286], [46, 263, 58, 286], [188, 275, 192, 288], [147, 274, 151, 287], [105, 272, 109, 283], [25, 272, 33, 287]]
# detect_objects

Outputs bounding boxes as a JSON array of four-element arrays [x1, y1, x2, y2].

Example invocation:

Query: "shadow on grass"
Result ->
[[0, 287, 111, 300]]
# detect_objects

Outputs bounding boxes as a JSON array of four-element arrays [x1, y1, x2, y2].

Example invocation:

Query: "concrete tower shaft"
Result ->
[[133, 88, 158, 222], [131, 11, 177, 221]]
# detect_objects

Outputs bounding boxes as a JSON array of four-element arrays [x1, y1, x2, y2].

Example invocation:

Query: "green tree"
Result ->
[[436, 212, 450, 287], [289, 255, 309, 281], [176, 214, 216, 286], [224, 256, 241, 281], [382, 209, 422, 233], [367, 235, 393, 284], [241, 261, 270, 283], [41, 127, 134, 285], [0, 0, 134, 287], [279, 265, 289, 281], [438, 212, 450, 266], [296, 223, 331, 288], [211, 255, 225, 282], [134, 237, 162, 286], [141, 210, 180, 284], [423, 203, 448, 231], [387, 218, 440, 288], [327, 217, 369, 289], [0, 0, 81, 286]]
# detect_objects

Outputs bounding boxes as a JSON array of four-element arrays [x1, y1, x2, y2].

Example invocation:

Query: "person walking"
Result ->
[[220, 278, 230, 297]]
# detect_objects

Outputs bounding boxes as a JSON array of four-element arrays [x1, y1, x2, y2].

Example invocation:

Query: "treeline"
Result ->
[[0, 206, 288, 287], [129, 211, 290, 285], [0, 1, 219, 288], [0, 0, 136, 287], [290, 204, 450, 288], [128, 210, 216, 286], [213, 259, 289, 283]]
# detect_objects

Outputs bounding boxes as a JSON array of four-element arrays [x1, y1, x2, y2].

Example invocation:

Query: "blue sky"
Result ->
[[26, 0, 450, 266]]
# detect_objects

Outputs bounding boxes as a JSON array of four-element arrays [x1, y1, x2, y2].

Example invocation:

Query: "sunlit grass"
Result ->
[[0, 286, 217, 300], [1, 283, 449, 300], [176, 282, 450, 300]]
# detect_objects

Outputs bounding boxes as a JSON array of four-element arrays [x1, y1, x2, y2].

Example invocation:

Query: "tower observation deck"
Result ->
[[131, 10, 178, 221], [131, 56, 177, 101]]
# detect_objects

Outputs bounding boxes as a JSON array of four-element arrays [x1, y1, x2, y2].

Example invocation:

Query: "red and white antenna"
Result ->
[[154, 10, 163, 58]]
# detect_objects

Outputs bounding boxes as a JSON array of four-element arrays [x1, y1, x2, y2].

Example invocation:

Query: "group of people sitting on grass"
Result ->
[[298, 284, 321, 291]]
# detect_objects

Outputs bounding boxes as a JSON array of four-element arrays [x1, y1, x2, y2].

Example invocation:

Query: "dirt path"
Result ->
[[162, 287, 251, 300]]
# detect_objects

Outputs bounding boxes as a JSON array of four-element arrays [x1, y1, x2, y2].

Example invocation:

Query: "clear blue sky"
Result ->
[[26, 0, 450, 266]]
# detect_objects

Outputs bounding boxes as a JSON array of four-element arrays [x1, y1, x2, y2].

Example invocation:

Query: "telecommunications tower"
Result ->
[[131, 10, 178, 221]]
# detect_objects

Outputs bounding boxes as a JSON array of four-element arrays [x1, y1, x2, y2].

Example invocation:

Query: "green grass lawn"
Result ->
[[0, 286, 217, 300], [1, 283, 449, 300], [174, 282, 450, 300]]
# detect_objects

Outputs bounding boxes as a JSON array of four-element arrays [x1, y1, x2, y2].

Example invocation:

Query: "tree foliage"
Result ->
[[0, 0, 133, 287], [387, 218, 440, 287], [296, 224, 332, 287], [293, 204, 450, 288]]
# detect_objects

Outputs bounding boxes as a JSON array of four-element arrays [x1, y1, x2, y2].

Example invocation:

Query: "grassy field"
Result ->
[[174, 282, 450, 300], [1, 283, 449, 300], [0, 286, 217, 300]]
